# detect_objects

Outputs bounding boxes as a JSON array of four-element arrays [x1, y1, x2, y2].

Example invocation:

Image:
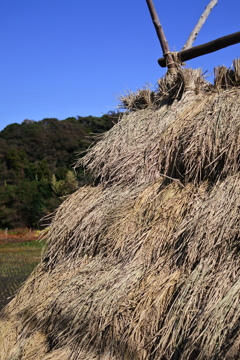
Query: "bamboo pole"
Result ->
[[182, 0, 218, 50], [146, 0, 176, 73], [158, 31, 240, 67]]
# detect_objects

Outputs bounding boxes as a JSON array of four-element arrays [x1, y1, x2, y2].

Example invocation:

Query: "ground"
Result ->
[[0, 229, 45, 310]]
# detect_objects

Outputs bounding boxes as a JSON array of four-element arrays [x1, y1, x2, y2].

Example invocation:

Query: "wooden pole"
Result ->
[[146, 0, 176, 73], [158, 31, 240, 67], [182, 0, 218, 50]]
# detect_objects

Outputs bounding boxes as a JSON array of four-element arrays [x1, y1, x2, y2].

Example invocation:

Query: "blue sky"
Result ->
[[0, 0, 239, 130]]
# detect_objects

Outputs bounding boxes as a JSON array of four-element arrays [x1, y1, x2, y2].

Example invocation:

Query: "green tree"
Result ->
[[0, 112, 117, 228]]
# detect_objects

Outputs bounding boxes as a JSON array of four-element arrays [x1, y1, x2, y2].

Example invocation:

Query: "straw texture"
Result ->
[[0, 67, 239, 360]]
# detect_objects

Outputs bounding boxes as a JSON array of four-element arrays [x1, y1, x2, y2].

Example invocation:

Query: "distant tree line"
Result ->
[[0, 113, 118, 229]]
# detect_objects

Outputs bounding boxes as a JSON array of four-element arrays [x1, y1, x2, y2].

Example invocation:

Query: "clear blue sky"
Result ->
[[0, 0, 239, 130]]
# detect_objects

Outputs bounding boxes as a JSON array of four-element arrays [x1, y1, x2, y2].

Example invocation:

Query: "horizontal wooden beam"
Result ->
[[158, 31, 240, 67]]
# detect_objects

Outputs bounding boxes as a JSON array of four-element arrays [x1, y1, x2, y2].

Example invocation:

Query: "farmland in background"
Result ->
[[0, 229, 45, 310]]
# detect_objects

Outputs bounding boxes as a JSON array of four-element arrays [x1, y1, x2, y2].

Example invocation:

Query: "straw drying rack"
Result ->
[[146, 0, 240, 73]]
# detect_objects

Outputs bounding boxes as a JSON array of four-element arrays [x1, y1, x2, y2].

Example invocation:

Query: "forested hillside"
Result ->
[[0, 114, 117, 229]]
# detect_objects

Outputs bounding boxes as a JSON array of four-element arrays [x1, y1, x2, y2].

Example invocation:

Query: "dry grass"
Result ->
[[118, 69, 210, 112], [214, 59, 240, 89], [78, 88, 239, 187], [118, 86, 159, 112], [0, 66, 239, 360]]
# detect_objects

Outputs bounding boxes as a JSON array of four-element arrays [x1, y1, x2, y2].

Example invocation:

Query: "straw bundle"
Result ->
[[79, 86, 239, 187], [0, 67, 239, 360]]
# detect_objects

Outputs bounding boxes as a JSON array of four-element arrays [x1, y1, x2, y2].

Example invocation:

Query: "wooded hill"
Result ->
[[0, 114, 117, 229]]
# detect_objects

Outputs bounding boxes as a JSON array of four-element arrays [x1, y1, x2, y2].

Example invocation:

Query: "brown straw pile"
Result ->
[[0, 65, 239, 360]]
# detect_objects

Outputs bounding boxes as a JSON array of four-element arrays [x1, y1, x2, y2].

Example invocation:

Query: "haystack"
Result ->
[[0, 66, 239, 360]]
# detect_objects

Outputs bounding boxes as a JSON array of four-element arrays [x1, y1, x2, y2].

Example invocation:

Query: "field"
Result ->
[[0, 229, 45, 311]]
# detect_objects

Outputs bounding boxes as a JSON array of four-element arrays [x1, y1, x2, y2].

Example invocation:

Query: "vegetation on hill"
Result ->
[[0, 113, 117, 229]]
